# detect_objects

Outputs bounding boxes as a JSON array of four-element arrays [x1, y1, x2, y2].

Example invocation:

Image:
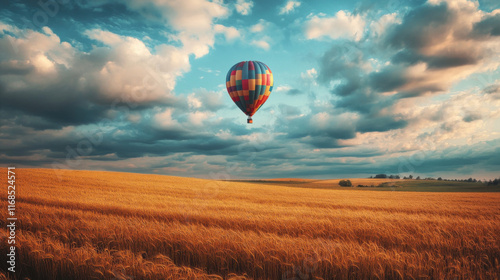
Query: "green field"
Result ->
[[236, 179, 500, 192]]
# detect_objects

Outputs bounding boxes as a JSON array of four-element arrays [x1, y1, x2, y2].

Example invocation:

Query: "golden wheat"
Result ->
[[0, 168, 499, 279]]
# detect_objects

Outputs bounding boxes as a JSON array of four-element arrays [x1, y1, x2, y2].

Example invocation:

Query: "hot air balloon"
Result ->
[[225, 61, 274, 124]]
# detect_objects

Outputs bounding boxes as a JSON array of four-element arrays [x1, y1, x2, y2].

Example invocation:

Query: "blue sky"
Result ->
[[0, 0, 499, 180]]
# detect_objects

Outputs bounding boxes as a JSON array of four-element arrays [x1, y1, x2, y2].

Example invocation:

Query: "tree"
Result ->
[[339, 180, 352, 187], [416, 176, 420, 180], [437, 177, 442, 181], [409, 175, 413, 179], [375, 174, 387, 178]]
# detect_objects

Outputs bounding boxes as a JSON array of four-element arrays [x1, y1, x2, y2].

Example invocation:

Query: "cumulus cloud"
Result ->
[[235, 0, 254, 15], [369, 13, 400, 38], [214, 24, 240, 41], [81, 0, 234, 58], [98, 0, 229, 32], [305, 11, 366, 41], [0, 1, 262, 175], [296, 0, 500, 159], [319, 0, 500, 113], [0, 24, 191, 125], [187, 89, 226, 112], [483, 83, 500, 99], [279, 0, 301, 15], [1, 0, 499, 179], [246, 19, 284, 50], [251, 40, 270, 50]]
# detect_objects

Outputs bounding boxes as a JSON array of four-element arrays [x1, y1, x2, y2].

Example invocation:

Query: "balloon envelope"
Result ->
[[226, 61, 273, 123]]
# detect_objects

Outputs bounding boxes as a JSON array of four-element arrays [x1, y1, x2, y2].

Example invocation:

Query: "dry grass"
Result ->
[[1, 168, 499, 279]]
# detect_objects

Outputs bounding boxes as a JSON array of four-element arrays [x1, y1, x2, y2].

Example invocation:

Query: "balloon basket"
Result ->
[[247, 117, 253, 124]]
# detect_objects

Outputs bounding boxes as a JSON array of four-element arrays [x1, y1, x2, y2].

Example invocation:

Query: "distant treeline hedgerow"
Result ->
[[370, 174, 500, 185]]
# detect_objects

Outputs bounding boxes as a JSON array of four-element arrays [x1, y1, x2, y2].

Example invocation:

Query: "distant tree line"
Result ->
[[369, 174, 500, 185], [371, 174, 401, 179], [487, 178, 500, 185], [338, 179, 400, 188], [339, 180, 352, 187]]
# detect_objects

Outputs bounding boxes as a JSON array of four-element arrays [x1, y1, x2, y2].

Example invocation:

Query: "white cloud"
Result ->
[[250, 22, 265, 33], [275, 85, 292, 92], [381, 89, 500, 152], [188, 111, 213, 126], [84, 29, 190, 103], [153, 108, 179, 129], [251, 40, 270, 50], [188, 88, 226, 112], [301, 68, 317, 79], [188, 94, 203, 109], [305, 11, 366, 41], [369, 13, 400, 38], [300, 68, 318, 87], [214, 24, 240, 41], [279, 0, 301, 15], [84, 0, 231, 59], [246, 19, 283, 51], [0, 23, 190, 109], [117, 0, 229, 32], [235, 0, 254, 15]]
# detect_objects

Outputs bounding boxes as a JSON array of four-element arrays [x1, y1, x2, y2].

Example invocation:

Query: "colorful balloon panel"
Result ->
[[226, 61, 273, 121]]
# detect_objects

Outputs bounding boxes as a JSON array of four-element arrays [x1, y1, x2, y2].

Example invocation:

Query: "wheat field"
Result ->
[[0, 168, 499, 280]]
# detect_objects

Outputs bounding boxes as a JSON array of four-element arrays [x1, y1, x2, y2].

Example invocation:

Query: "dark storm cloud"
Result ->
[[390, 49, 423, 65], [247, 138, 500, 179], [0, 46, 105, 126], [472, 13, 500, 36], [301, 136, 343, 149], [323, 147, 385, 158], [0, 115, 245, 161], [274, 109, 357, 148], [369, 66, 407, 92], [0, 110, 61, 130], [93, 139, 240, 159], [316, 0, 500, 141], [426, 51, 481, 69], [399, 148, 499, 174], [483, 83, 500, 99], [384, 2, 453, 50], [0, 87, 109, 127], [0, 60, 33, 75], [322, 0, 498, 97], [317, 43, 397, 116], [0, 20, 189, 130], [380, 0, 494, 72], [356, 115, 407, 132], [317, 42, 364, 87], [1, 0, 499, 181], [462, 112, 482, 122]]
